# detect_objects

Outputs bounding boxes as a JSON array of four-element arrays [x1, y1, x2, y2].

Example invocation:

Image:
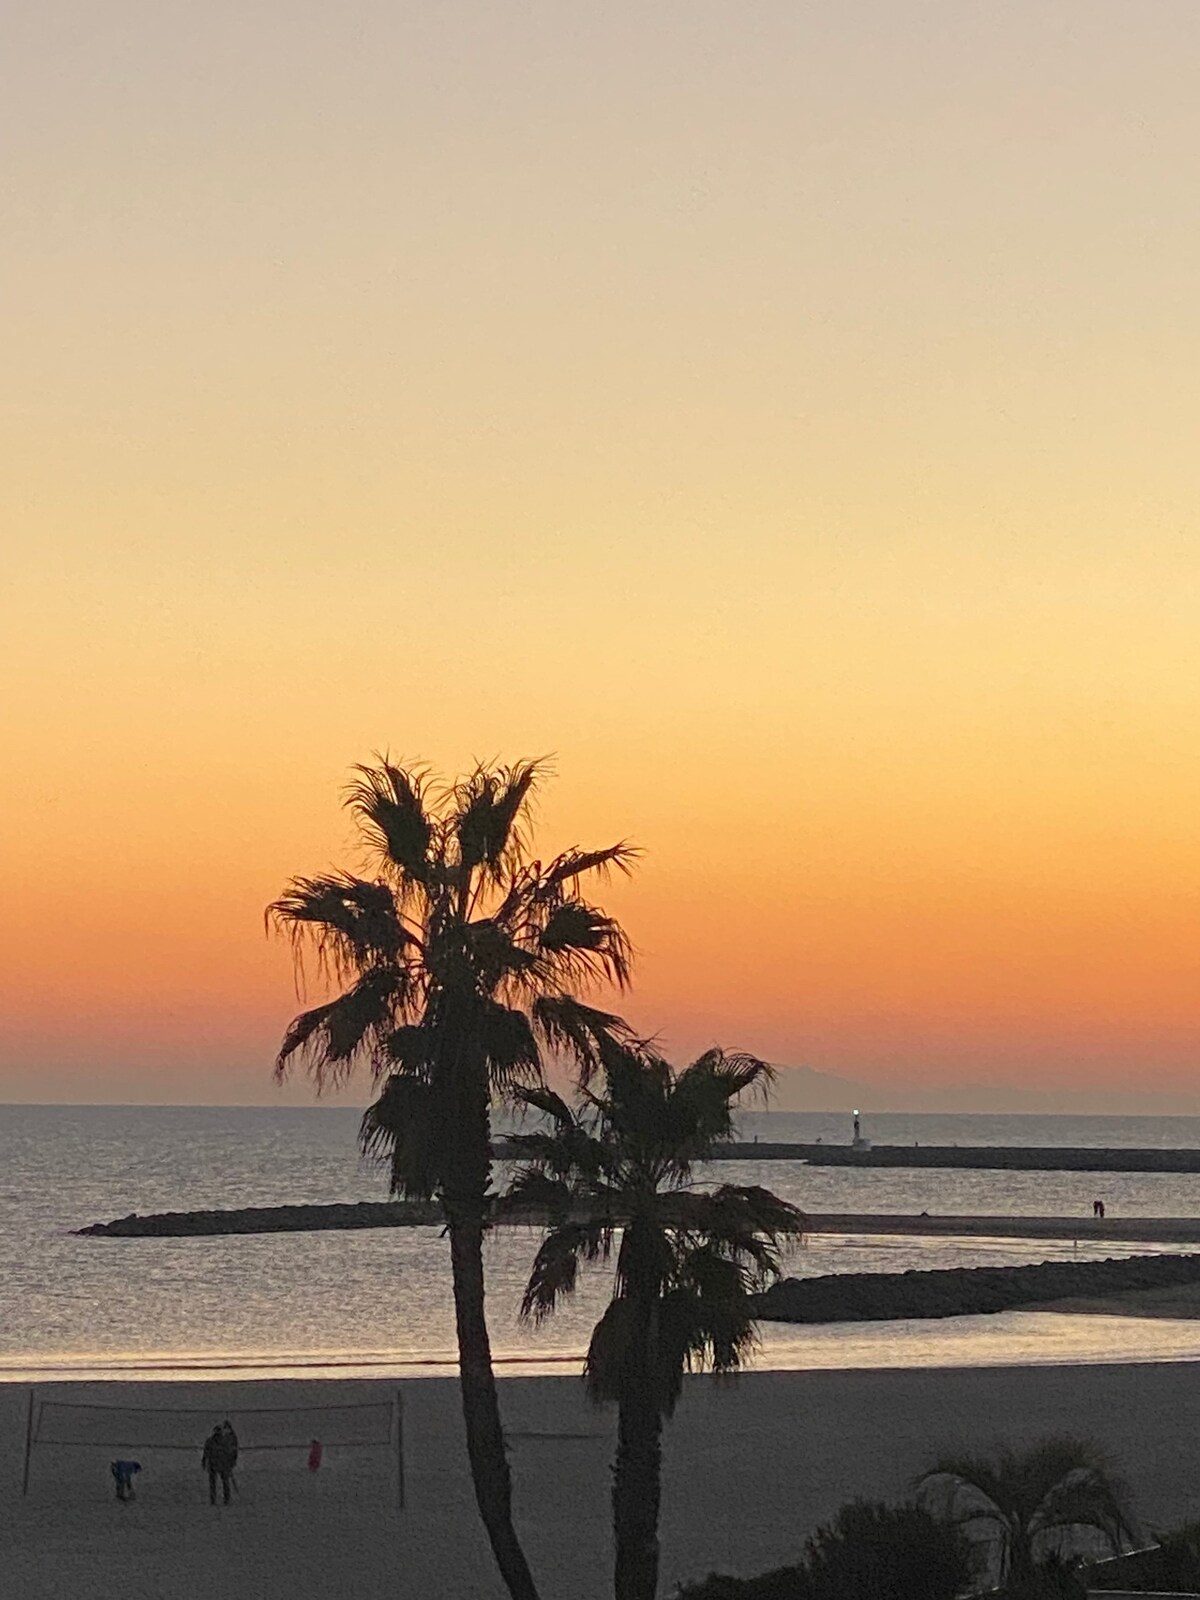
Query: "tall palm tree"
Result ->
[[269, 758, 636, 1600], [502, 1047, 805, 1600], [916, 1437, 1137, 1589]]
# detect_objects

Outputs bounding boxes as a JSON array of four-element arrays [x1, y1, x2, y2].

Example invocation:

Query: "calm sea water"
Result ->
[[5, 1105, 1200, 1381]]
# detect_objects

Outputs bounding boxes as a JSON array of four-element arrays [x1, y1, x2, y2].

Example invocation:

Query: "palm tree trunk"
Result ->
[[612, 1385, 663, 1600], [448, 1209, 542, 1600]]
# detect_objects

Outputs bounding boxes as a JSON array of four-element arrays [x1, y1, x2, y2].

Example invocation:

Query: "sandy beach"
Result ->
[[1039, 1284, 1200, 1319], [5, 1360, 1200, 1599]]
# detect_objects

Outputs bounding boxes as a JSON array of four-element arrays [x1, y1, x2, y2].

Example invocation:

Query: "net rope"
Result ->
[[33, 1397, 396, 1451]]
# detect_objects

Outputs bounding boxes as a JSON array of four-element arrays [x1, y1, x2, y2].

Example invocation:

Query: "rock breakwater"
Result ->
[[77, 1200, 445, 1237], [755, 1250, 1200, 1323]]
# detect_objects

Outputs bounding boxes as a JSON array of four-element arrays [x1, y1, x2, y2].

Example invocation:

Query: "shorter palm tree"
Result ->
[[916, 1436, 1137, 1589], [502, 1047, 805, 1600]]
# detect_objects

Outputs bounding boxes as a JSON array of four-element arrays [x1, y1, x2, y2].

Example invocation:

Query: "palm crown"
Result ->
[[504, 1047, 806, 1409], [269, 758, 636, 1203]]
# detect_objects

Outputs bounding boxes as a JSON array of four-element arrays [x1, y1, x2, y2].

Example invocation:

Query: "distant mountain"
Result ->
[[769, 1062, 1200, 1117]]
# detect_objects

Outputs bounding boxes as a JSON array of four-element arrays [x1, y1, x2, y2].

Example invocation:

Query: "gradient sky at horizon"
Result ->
[[3, 3, 1199, 1104]]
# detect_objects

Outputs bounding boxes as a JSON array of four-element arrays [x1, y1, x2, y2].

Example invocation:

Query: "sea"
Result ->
[[6, 1106, 1200, 1384]]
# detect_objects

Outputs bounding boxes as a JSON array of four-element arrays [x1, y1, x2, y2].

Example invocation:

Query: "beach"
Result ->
[[6, 1360, 1200, 1598], [10, 1109, 1200, 1594]]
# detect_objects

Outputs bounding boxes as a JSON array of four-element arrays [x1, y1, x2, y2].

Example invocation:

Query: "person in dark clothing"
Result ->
[[219, 1419, 239, 1474], [202, 1425, 235, 1505], [111, 1459, 141, 1501]]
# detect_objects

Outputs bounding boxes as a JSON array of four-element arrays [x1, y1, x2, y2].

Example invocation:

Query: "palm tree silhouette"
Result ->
[[503, 1047, 804, 1600], [269, 758, 636, 1600], [916, 1436, 1137, 1589]]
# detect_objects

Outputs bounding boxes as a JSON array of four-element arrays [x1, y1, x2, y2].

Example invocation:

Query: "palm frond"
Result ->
[[359, 1071, 445, 1199], [629, 1052, 770, 1178], [383, 1021, 436, 1075], [453, 759, 544, 878], [345, 761, 434, 890], [669, 1185, 806, 1256], [537, 901, 633, 990], [1014, 1438, 1121, 1514], [267, 873, 412, 981], [463, 919, 539, 990], [1032, 1464, 1137, 1555], [505, 1082, 615, 1192], [521, 1220, 612, 1322], [274, 966, 407, 1086], [659, 1279, 760, 1395], [537, 843, 639, 895], [495, 1166, 577, 1221], [700, 1048, 776, 1104], [599, 1045, 675, 1166], [509, 1082, 580, 1130], [583, 1297, 636, 1402], [674, 1243, 758, 1307], [532, 996, 638, 1085], [476, 1000, 543, 1091]]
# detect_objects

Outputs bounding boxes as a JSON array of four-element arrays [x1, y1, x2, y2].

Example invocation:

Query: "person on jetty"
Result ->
[[1092, 1198, 1106, 1218], [202, 1423, 237, 1505]]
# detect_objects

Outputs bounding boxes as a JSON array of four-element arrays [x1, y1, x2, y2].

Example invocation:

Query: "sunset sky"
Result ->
[[3, 3, 1199, 1106]]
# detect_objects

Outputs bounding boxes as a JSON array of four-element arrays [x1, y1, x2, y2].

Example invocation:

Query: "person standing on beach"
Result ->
[[202, 1424, 235, 1506], [110, 1459, 141, 1502]]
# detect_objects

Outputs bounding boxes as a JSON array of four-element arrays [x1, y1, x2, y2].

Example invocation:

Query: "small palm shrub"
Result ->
[[917, 1436, 1135, 1588]]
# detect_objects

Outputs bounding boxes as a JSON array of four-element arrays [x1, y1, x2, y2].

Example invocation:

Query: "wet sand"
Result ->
[[1035, 1283, 1200, 1319]]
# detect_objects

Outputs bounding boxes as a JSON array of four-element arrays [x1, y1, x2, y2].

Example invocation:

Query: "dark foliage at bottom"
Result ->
[[674, 1499, 973, 1600], [1086, 1517, 1200, 1592]]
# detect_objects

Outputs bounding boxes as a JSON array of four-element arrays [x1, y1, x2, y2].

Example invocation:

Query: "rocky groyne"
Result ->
[[79, 1203, 1200, 1248], [77, 1199, 446, 1237], [755, 1249, 1200, 1323]]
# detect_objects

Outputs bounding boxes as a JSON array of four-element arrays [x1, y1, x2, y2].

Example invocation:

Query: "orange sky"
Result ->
[[3, 3, 1199, 1105]]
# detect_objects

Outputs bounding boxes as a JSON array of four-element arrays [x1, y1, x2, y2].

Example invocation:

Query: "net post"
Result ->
[[22, 1388, 36, 1496], [395, 1388, 405, 1512]]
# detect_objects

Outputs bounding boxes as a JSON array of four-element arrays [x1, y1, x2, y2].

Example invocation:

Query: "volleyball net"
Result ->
[[21, 1390, 405, 1505]]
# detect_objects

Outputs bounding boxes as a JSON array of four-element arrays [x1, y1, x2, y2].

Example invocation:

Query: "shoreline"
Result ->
[[9, 1303, 1200, 1385]]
